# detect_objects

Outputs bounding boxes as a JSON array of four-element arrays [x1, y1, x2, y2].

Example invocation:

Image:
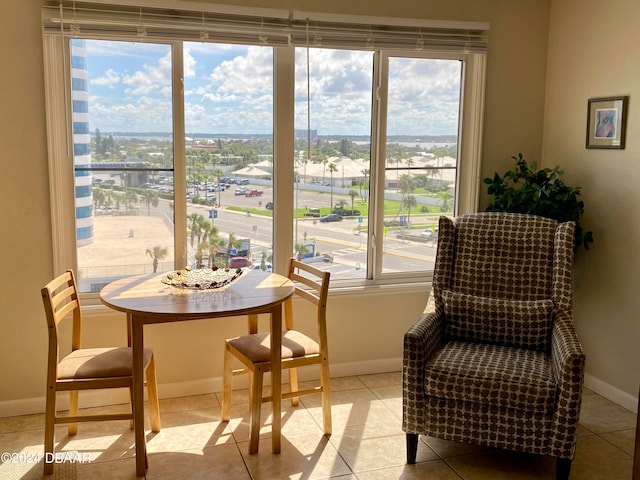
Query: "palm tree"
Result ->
[[139, 189, 159, 215], [93, 188, 105, 209], [348, 189, 358, 215], [396, 173, 415, 225], [124, 190, 138, 213], [206, 226, 226, 267], [437, 188, 454, 213], [226, 233, 244, 265], [294, 242, 310, 260], [403, 194, 418, 226], [213, 167, 224, 207], [187, 213, 205, 247], [145, 245, 168, 273], [434, 148, 448, 182], [360, 168, 369, 199], [398, 173, 414, 197], [327, 162, 338, 209], [321, 157, 330, 184], [335, 199, 348, 215]]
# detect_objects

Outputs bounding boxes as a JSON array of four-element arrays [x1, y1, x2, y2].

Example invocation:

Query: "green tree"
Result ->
[[437, 188, 453, 213], [339, 138, 350, 156], [94, 128, 103, 155], [327, 162, 338, 209], [294, 242, 310, 260], [187, 213, 206, 247], [348, 189, 358, 215], [334, 199, 348, 214], [205, 226, 226, 267], [139, 189, 159, 215], [403, 194, 418, 226], [360, 168, 369, 199], [124, 190, 138, 212], [93, 188, 105, 209], [398, 173, 414, 196], [397, 173, 415, 220], [146, 245, 168, 273], [226, 233, 244, 265]]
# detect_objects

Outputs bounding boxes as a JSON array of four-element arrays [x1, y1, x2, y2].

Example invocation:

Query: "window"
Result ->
[[43, 3, 487, 296]]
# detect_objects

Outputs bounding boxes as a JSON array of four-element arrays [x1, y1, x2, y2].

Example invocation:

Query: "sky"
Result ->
[[81, 39, 461, 137]]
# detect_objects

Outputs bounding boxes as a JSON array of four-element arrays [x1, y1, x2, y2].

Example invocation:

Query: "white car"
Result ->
[[420, 228, 438, 240]]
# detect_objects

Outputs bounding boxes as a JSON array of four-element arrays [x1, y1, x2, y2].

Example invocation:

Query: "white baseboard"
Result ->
[[8, 362, 633, 418], [584, 373, 638, 413], [0, 357, 402, 418]]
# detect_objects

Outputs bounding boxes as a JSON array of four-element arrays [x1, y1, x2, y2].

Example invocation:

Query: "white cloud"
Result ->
[[84, 39, 461, 135], [122, 50, 172, 96], [90, 68, 121, 88]]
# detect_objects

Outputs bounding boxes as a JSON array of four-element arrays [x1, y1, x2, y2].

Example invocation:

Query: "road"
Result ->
[[140, 182, 438, 279]]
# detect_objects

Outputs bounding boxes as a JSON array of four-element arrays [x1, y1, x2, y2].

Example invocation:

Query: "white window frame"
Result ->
[[42, 2, 487, 300]]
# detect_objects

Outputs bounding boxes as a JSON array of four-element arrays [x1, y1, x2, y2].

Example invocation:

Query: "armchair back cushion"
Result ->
[[450, 213, 556, 300], [442, 290, 554, 352]]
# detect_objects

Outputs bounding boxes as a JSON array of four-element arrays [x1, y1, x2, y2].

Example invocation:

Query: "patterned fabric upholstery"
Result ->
[[403, 212, 585, 464], [425, 341, 557, 412], [442, 290, 554, 351]]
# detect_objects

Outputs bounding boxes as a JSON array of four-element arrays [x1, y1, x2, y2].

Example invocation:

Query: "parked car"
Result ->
[[333, 207, 361, 216], [319, 213, 342, 223], [245, 189, 264, 197], [229, 256, 252, 268], [237, 178, 250, 185], [265, 202, 273, 210], [420, 228, 439, 240], [234, 187, 248, 195], [304, 207, 321, 217]]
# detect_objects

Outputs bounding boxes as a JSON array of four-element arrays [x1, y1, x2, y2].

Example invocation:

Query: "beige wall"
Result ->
[[543, 0, 640, 408], [1, 0, 558, 414]]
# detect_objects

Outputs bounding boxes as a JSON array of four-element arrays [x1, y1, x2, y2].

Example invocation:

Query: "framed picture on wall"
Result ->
[[586, 95, 628, 149]]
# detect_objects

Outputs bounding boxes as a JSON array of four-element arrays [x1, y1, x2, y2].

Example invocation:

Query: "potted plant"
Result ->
[[484, 153, 594, 252]]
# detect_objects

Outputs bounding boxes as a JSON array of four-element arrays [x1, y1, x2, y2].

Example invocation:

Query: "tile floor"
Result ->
[[0, 372, 636, 479]]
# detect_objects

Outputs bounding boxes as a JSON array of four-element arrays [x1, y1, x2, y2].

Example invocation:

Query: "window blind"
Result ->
[[42, 2, 488, 53]]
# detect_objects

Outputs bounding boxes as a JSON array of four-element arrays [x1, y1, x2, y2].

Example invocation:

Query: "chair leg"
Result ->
[[68, 390, 79, 436], [319, 359, 332, 435], [288, 367, 299, 407], [128, 387, 134, 430], [43, 385, 57, 475], [406, 433, 419, 464], [221, 346, 234, 421], [146, 355, 161, 432], [556, 457, 572, 480], [248, 366, 264, 454]]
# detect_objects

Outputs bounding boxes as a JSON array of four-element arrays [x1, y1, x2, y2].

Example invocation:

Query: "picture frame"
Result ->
[[586, 95, 628, 149]]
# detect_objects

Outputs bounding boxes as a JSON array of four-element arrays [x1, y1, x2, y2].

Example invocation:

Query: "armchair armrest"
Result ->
[[550, 312, 586, 458], [403, 298, 446, 432]]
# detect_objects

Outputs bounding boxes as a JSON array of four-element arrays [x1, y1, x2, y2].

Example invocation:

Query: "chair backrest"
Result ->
[[432, 213, 575, 352], [41, 270, 83, 356], [433, 212, 574, 302], [286, 258, 330, 337]]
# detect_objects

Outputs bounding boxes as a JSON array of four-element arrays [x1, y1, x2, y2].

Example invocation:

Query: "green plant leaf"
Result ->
[[484, 153, 593, 253]]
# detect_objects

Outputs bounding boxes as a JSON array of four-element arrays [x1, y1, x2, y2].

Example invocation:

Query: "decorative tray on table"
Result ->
[[161, 266, 244, 290]]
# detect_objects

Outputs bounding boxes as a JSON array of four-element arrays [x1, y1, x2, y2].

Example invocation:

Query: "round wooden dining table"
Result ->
[[100, 269, 295, 477]]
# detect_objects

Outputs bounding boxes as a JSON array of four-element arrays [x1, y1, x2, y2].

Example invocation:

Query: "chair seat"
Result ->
[[425, 341, 556, 413], [57, 347, 154, 380], [227, 330, 319, 364]]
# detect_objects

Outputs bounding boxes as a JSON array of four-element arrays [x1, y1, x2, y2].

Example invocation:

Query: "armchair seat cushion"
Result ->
[[425, 341, 556, 413]]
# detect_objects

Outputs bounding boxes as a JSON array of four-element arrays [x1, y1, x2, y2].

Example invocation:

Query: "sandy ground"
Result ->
[[77, 215, 175, 275]]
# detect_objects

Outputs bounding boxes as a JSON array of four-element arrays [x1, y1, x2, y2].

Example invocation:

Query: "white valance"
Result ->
[[42, 2, 488, 53]]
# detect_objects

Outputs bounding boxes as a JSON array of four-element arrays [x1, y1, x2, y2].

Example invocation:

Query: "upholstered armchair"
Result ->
[[403, 212, 585, 480]]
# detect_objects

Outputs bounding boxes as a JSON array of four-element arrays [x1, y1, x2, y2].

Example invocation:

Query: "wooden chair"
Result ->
[[41, 270, 161, 475], [222, 258, 331, 454]]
